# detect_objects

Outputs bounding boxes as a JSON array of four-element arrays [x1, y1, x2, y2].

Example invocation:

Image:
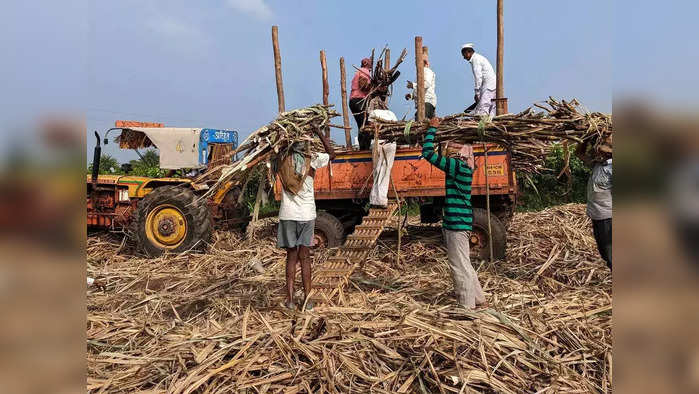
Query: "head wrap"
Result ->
[[360, 58, 372, 68]]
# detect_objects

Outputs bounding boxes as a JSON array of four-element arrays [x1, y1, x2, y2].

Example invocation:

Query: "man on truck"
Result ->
[[405, 57, 437, 119], [461, 43, 496, 117], [422, 117, 487, 309], [278, 128, 336, 311], [349, 57, 373, 150]]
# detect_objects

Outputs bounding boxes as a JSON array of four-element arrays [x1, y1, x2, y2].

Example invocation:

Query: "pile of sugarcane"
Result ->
[[198, 105, 340, 198], [366, 97, 612, 172]]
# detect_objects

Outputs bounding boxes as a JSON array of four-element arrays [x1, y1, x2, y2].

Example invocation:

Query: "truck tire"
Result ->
[[470, 208, 507, 261], [314, 211, 344, 249], [133, 185, 212, 257]]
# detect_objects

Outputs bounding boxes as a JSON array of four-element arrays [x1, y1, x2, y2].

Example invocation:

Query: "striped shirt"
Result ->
[[422, 127, 474, 231]]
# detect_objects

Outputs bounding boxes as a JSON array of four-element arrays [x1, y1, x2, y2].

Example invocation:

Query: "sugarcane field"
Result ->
[[86, 3, 614, 393]]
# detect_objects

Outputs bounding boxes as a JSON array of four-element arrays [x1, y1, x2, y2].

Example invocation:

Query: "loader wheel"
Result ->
[[313, 211, 344, 249], [134, 185, 212, 257], [470, 208, 507, 261]]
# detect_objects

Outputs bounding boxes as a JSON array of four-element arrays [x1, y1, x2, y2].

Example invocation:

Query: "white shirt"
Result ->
[[278, 152, 330, 221], [586, 159, 612, 220], [410, 67, 437, 107], [468, 53, 496, 93]]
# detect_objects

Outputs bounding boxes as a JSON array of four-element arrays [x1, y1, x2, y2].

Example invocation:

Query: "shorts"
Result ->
[[277, 220, 315, 248]]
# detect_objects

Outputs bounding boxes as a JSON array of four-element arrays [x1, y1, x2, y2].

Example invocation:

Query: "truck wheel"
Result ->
[[470, 208, 507, 261], [313, 211, 344, 249], [134, 185, 212, 257]]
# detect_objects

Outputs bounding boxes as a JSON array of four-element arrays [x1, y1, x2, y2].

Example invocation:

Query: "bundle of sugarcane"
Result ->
[[198, 105, 340, 198], [368, 47, 407, 97], [366, 97, 612, 172]]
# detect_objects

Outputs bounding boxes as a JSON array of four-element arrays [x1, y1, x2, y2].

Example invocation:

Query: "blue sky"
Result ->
[[2, 1, 695, 164]]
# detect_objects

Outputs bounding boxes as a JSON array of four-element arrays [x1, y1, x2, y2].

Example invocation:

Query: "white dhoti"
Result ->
[[369, 142, 397, 206], [474, 88, 496, 117], [443, 229, 486, 309]]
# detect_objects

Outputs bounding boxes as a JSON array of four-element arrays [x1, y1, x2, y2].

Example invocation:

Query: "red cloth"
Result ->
[[350, 67, 371, 99]]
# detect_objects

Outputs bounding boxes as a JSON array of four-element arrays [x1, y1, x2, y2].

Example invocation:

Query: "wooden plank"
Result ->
[[272, 26, 285, 113], [320, 50, 330, 138], [414, 36, 425, 122], [339, 57, 353, 150]]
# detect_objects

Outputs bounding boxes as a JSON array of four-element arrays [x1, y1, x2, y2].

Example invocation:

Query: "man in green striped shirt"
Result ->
[[422, 117, 486, 309]]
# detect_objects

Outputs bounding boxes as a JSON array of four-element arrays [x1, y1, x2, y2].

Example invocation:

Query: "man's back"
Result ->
[[469, 53, 496, 91], [279, 153, 329, 221]]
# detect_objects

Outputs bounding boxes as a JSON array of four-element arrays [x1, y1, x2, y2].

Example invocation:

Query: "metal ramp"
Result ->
[[310, 202, 398, 304]]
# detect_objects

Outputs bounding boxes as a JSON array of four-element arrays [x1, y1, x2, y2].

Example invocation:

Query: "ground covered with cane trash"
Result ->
[[87, 203, 611, 393]]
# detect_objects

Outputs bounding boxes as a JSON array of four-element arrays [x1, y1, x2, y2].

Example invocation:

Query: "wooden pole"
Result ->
[[272, 25, 285, 113], [414, 36, 425, 122], [320, 50, 330, 138], [340, 57, 353, 150], [483, 143, 494, 262], [384, 49, 391, 72], [496, 0, 507, 115]]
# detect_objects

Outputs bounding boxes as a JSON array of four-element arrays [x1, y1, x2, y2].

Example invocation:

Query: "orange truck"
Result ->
[[275, 143, 517, 259]]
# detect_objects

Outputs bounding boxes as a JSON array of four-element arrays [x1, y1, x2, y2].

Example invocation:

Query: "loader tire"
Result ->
[[313, 211, 344, 249], [134, 185, 212, 257], [469, 208, 507, 261]]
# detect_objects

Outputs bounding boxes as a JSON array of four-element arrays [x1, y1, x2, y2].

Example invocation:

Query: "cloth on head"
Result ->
[[290, 142, 307, 176], [361, 58, 371, 67], [461, 43, 474, 50], [459, 144, 475, 169]]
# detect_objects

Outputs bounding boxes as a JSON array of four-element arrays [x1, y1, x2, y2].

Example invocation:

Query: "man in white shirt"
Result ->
[[405, 58, 437, 119], [461, 43, 496, 117], [278, 127, 336, 310]]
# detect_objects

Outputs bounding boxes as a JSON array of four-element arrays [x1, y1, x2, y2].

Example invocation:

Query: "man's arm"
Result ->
[[421, 118, 461, 177], [575, 139, 593, 167], [472, 58, 483, 94], [314, 128, 336, 160]]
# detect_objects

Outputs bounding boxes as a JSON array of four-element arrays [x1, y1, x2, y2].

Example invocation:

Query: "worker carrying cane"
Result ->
[[422, 116, 487, 309]]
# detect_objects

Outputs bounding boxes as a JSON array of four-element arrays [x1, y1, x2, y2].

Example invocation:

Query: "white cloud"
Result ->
[[146, 17, 211, 54], [226, 0, 273, 20]]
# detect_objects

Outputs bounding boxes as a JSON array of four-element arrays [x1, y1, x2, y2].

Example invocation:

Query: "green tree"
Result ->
[[128, 149, 166, 177], [88, 154, 123, 175], [517, 144, 590, 211]]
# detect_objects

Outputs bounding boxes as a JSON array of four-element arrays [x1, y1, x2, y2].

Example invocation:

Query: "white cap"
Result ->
[[461, 43, 474, 50]]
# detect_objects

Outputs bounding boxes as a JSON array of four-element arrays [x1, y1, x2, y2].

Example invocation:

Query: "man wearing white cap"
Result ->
[[461, 43, 496, 117]]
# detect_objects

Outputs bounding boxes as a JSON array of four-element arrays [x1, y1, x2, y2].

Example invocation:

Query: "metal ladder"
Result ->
[[310, 202, 399, 304]]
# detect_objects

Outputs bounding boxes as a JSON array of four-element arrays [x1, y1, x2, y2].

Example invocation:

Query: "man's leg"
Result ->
[[285, 247, 299, 306], [592, 218, 612, 269], [298, 219, 315, 309], [459, 233, 486, 306], [474, 89, 495, 116], [358, 131, 371, 150], [298, 245, 311, 298], [425, 103, 435, 119], [444, 229, 473, 308]]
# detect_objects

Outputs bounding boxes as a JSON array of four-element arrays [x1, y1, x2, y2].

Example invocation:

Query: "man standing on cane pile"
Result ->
[[349, 57, 373, 150], [461, 43, 496, 117], [422, 117, 487, 309], [277, 128, 336, 311], [405, 57, 437, 119]]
